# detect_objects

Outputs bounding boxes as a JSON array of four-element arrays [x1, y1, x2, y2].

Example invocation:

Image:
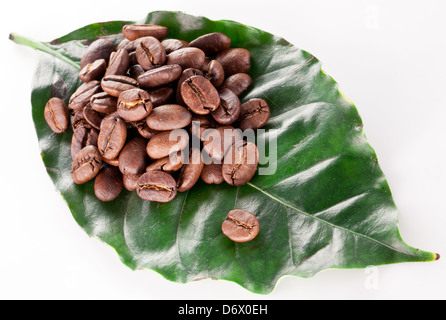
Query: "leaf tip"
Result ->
[[435, 253, 440, 261]]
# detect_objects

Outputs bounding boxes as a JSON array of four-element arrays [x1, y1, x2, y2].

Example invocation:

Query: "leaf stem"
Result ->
[[9, 32, 80, 70]]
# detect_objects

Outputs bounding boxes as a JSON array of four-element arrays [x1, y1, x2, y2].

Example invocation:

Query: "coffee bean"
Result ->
[[221, 73, 252, 96], [222, 141, 259, 186], [238, 98, 271, 130], [122, 24, 169, 41], [210, 88, 241, 125], [80, 39, 116, 70], [105, 49, 130, 76], [135, 36, 166, 70], [221, 209, 259, 242], [176, 68, 204, 105], [200, 163, 224, 184], [94, 166, 123, 202], [128, 64, 145, 79], [204, 60, 225, 88], [133, 120, 158, 139], [146, 104, 192, 131], [118, 136, 149, 175], [70, 126, 98, 159], [68, 80, 101, 112], [122, 172, 142, 191], [189, 32, 231, 56], [71, 145, 102, 185], [137, 64, 182, 88], [166, 47, 206, 70], [79, 58, 107, 83], [147, 86, 175, 107], [117, 38, 138, 52], [90, 92, 117, 114], [146, 150, 184, 173], [117, 88, 152, 122], [44, 97, 70, 134], [177, 147, 204, 192], [97, 116, 127, 160], [82, 103, 103, 130], [101, 75, 139, 97], [214, 48, 251, 77], [202, 125, 242, 162], [136, 170, 177, 202], [190, 114, 218, 140], [146, 130, 189, 159], [180, 75, 220, 115], [161, 38, 189, 54]]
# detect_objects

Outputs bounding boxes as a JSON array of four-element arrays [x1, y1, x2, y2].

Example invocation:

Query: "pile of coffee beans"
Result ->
[[44, 24, 270, 210]]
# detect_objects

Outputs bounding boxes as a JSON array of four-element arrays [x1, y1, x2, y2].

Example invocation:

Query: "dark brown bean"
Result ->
[[204, 60, 225, 88], [238, 98, 271, 131], [136, 170, 177, 202], [145, 150, 185, 173], [101, 75, 139, 97], [117, 88, 153, 122], [90, 92, 118, 114], [146, 104, 191, 131], [97, 116, 127, 160], [221, 209, 259, 242], [105, 49, 130, 76], [202, 125, 242, 162], [147, 86, 175, 107], [161, 38, 189, 54], [68, 80, 101, 112], [133, 120, 158, 139], [221, 73, 252, 97], [128, 64, 146, 79], [137, 64, 182, 88], [189, 114, 218, 140], [214, 48, 251, 77], [176, 147, 204, 192], [71, 145, 102, 185], [82, 103, 103, 130], [70, 126, 98, 159], [176, 68, 204, 105], [222, 141, 259, 186], [135, 36, 166, 70], [79, 58, 107, 83], [122, 24, 169, 41], [200, 163, 224, 184], [189, 32, 231, 56], [166, 47, 206, 70], [210, 88, 241, 125], [180, 75, 220, 115], [80, 39, 116, 70], [117, 38, 138, 52], [146, 130, 189, 159], [44, 97, 70, 134], [94, 166, 123, 202], [122, 173, 143, 191], [118, 136, 149, 175]]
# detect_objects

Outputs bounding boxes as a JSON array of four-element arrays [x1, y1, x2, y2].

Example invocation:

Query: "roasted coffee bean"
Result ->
[[221, 209, 259, 242], [68, 80, 101, 111], [79, 58, 107, 83], [70, 126, 98, 159], [145, 150, 184, 173], [105, 49, 130, 76], [221, 73, 252, 97], [177, 147, 204, 192], [136, 170, 177, 202], [204, 60, 225, 88], [117, 38, 138, 52], [189, 32, 231, 56], [202, 125, 242, 162], [147, 86, 175, 107], [200, 163, 224, 184], [214, 48, 251, 77], [94, 166, 123, 202], [176, 68, 204, 105], [137, 64, 182, 88], [166, 47, 206, 70], [118, 136, 149, 175], [103, 156, 119, 167], [44, 97, 70, 134], [238, 98, 271, 131], [122, 172, 143, 191], [128, 64, 145, 79], [101, 75, 139, 97], [190, 114, 218, 140], [83, 103, 103, 130], [146, 130, 189, 159], [222, 141, 259, 186], [117, 88, 152, 122], [210, 88, 241, 125], [122, 24, 169, 41], [97, 116, 127, 160], [146, 104, 191, 131], [80, 39, 116, 70], [133, 120, 157, 139], [180, 75, 220, 115], [135, 36, 166, 70], [90, 92, 118, 114], [71, 145, 102, 185], [161, 38, 189, 54]]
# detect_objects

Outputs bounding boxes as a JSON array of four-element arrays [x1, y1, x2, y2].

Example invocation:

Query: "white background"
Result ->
[[1, 0, 445, 300]]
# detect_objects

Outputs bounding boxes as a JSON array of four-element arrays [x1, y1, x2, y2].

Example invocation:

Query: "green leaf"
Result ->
[[11, 10, 437, 294]]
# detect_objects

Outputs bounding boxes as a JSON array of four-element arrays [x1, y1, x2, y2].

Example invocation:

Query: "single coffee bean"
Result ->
[[135, 36, 166, 70], [189, 32, 232, 56], [176, 147, 204, 192], [189, 114, 218, 140], [133, 120, 158, 139], [214, 48, 251, 77], [221, 209, 259, 243], [118, 136, 149, 175], [161, 38, 189, 54], [82, 103, 103, 130], [97, 116, 127, 160], [221, 73, 252, 97], [70, 126, 98, 159], [117, 38, 138, 52], [147, 86, 175, 107], [80, 38, 116, 69], [122, 172, 143, 191], [146, 104, 192, 131], [222, 141, 259, 186], [204, 60, 225, 88], [78, 58, 107, 83], [145, 150, 184, 173], [137, 64, 182, 88], [200, 163, 224, 184], [117, 88, 153, 122], [71, 110, 91, 130], [90, 92, 118, 114], [202, 125, 242, 162], [103, 156, 119, 167], [210, 88, 241, 125], [71, 145, 102, 185], [166, 47, 206, 70], [44, 97, 70, 134], [180, 75, 220, 115], [68, 80, 101, 112], [176, 68, 204, 105], [122, 24, 169, 41], [105, 49, 130, 76], [101, 75, 139, 97], [136, 170, 177, 202], [128, 64, 146, 79], [238, 98, 271, 131], [146, 130, 189, 159], [94, 166, 123, 202]]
